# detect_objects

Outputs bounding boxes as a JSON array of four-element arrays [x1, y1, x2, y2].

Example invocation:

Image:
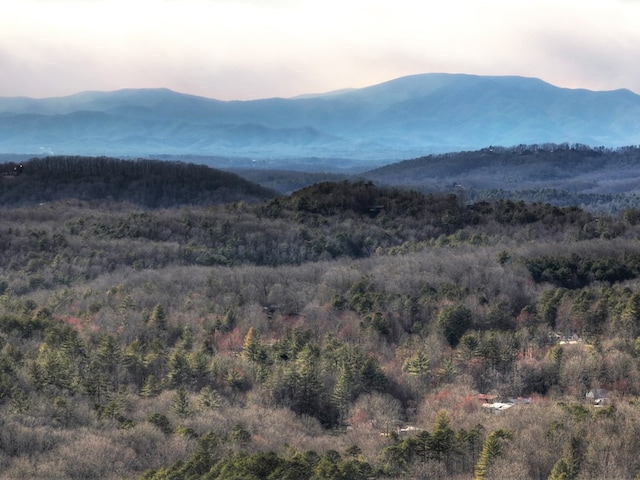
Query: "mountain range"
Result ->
[[2, 73, 640, 169]]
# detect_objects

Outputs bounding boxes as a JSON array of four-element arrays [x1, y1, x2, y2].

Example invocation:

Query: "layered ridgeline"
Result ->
[[5, 145, 640, 212], [357, 144, 640, 210], [233, 144, 640, 211], [0, 156, 277, 207], [2, 74, 640, 167]]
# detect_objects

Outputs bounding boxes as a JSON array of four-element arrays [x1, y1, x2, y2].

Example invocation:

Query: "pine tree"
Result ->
[[332, 363, 353, 424], [119, 294, 136, 315], [458, 424, 485, 472], [189, 350, 211, 389], [437, 356, 457, 383], [32, 342, 79, 393], [243, 327, 263, 363], [548, 436, 585, 480], [403, 351, 430, 377], [413, 430, 431, 463], [96, 334, 123, 389], [360, 355, 387, 392], [474, 429, 512, 480], [141, 374, 162, 398], [428, 410, 456, 462], [167, 347, 192, 387], [198, 385, 222, 410], [437, 304, 472, 347], [178, 326, 194, 351], [148, 303, 167, 331], [123, 339, 147, 388], [548, 459, 573, 480], [147, 412, 172, 434], [293, 344, 322, 416], [172, 386, 191, 418], [83, 358, 109, 401]]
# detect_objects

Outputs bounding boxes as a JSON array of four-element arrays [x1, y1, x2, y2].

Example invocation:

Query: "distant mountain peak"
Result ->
[[2, 73, 640, 167]]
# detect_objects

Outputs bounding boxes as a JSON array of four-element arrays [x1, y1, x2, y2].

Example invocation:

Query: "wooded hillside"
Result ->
[[360, 144, 640, 212], [2, 159, 640, 478], [0, 156, 276, 207]]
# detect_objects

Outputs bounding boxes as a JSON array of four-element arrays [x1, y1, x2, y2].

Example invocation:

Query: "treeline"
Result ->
[[369, 143, 640, 178], [0, 156, 277, 207]]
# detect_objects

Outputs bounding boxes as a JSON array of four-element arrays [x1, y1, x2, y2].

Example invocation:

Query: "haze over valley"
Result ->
[[3, 73, 640, 171]]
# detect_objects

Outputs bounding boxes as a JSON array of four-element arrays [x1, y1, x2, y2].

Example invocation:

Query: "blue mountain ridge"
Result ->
[[1, 73, 639, 166]]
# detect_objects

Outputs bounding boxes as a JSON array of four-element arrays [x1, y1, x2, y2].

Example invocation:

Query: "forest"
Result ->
[[2, 156, 640, 479], [360, 144, 640, 213]]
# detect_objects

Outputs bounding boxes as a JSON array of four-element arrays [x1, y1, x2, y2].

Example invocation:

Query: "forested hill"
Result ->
[[0, 156, 277, 207], [359, 144, 640, 209]]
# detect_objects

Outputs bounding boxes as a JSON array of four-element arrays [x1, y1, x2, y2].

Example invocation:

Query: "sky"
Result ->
[[2, 0, 640, 100]]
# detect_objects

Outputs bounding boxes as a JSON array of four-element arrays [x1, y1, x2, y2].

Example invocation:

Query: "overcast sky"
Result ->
[[2, 0, 640, 100]]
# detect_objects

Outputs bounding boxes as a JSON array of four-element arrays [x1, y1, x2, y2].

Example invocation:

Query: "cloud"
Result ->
[[2, 0, 640, 98]]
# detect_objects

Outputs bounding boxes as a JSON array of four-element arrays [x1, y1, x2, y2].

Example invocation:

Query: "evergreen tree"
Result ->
[[144, 339, 168, 380], [243, 326, 265, 363], [96, 334, 123, 389], [412, 430, 431, 463], [148, 303, 167, 331], [30, 342, 79, 393], [437, 304, 472, 347], [167, 347, 192, 387], [332, 363, 354, 424], [178, 326, 194, 351], [379, 441, 413, 477], [474, 429, 512, 480], [403, 351, 430, 377], [119, 294, 136, 315], [428, 410, 456, 462], [198, 385, 222, 410], [172, 386, 191, 418], [360, 355, 387, 392], [458, 424, 485, 472], [548, 436, 585, 480], [147, 412, 173, 434], [83, 358, 109, 401], [189, 350, 211, 389], [122, 339, 147, 388], [548, 459, 573, 480], [141, 374, 162, 398], [293, 344, 322, 416]]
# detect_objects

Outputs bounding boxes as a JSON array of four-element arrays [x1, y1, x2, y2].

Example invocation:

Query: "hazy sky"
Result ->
[[3, 0, 640, 100]]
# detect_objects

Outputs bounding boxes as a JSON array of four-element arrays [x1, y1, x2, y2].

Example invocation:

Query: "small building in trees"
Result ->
[[480, 395, 531, 413], [482, 402, 514, 414], [586, 389, 608, 405]]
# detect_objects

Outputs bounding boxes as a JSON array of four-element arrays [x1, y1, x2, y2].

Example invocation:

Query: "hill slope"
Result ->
[[2, 74, 640, 166], [357, 144, 640, 209], [0, 156, 277, 207]]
